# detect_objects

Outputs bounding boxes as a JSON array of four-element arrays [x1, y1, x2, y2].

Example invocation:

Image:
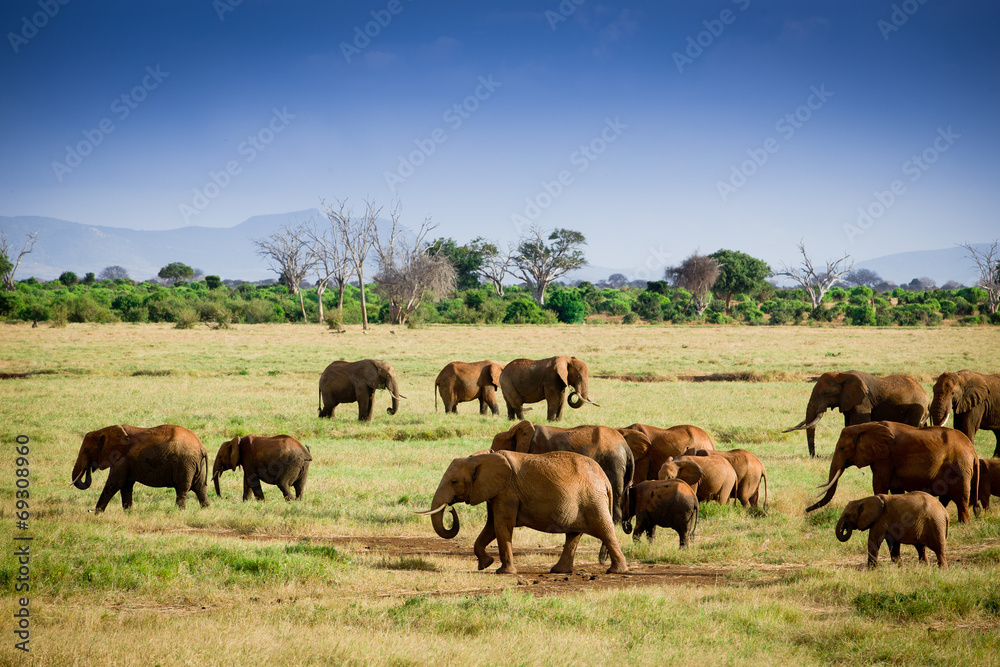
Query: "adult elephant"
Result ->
[[435, 360, 504, 415], [658, 456, 737, 505], [71, 424, 210, 512], [684, 447, 768, 509], [619, 424, 715, 483], [213, 434, 311, 501], [806, 422, 979, 523], [783, 371, 930, 457], [318, 359, 405, 421], [416, 450, 627, 575], [499, 356, 597, 421], [491, 421, 634, 524], [930, 370, 1000, 457]]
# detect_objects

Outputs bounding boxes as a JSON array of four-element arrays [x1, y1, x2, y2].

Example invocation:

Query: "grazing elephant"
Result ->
[[930, 370, 1000, 457], [684, 448, 768, 509], [807, 422, 980, 523], [836, 492, 949, 568], [622, 479, 699, 548], [658, 456, 737, 505], [417, 450, 628, 575], [619, 424, 715, 483], [783, 371, 930, 457], [71, 424, 210, 512], [318, 359, 404, 421], [499, 356, 597, 421], [213, 434, 311, 501], [491, 420, 634, 537], [976, 459, 1000, 510], [435, 360, 504, 415]]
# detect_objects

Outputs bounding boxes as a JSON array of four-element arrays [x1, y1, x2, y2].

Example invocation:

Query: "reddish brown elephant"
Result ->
[[836, 492, 949, 568], [658, 455, 737, 505], [434, 360, 504, 415], [622, 479, 699, 548], [931, 370, 1000, 457], [619, 423, 715, 483], [976, 458, 1000, 510], [499, 356, 597, 421], [684, 447, 767, 509], [213, 434, 311, 501]]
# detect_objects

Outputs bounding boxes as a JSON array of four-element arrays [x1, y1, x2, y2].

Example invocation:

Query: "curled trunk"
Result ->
[[386, 375, 400, 416], [835, 515, 853, 542], [431, 505, 459, 539], [71, 454, 92, 490]]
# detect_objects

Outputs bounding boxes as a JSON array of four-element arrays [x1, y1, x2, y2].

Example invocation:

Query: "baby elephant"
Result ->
[[623, 479, 699, 548], [213, 434, 311, 501], [977, 458, 1000, 510], [836, 491, 948, 568]]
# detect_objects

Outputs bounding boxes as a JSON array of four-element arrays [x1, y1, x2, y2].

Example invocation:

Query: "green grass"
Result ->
[[1, 322, 999, 665]]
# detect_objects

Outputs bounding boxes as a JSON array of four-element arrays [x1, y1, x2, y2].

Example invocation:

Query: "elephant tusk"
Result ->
[[413, 503, 449, 516], [584, 399, 601, 407], [71, 471, 84, 486], [391, 393, 408, 401], [781, 420, 806, 433]]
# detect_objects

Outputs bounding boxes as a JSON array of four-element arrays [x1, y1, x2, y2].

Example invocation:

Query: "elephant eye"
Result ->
[[450, 480, 458, 486]]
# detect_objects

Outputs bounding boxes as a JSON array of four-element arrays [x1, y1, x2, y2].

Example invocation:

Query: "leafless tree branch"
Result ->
[[775, 241, 853, 311]]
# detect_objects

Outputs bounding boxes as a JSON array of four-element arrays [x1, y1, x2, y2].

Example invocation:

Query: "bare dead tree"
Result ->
[[775, 242, 853, 311], [512, 226, 587, 305], [470, 237, 514, 296], [324, 198, 378, 329], [306, 214, 353, 323], [253, 222, 314, 322], [665, 252, 721, 316], [98, 265, 130, 281], [961, 240, 999, 314], [372, 206, 455, 325], [1, 230, 39, 291]]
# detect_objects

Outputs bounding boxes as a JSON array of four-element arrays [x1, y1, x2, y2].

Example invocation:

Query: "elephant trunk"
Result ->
[[386, 376, 401, 416], [213, 472, 222, 497], [567, 377, 598, 409], [422, 485, 459, 539], [835, 515, 853, 542], [929, 396, 950, 426], [806, 467, 844, 513], [783, 401, 824, 456], [71, 454, 92, 490]]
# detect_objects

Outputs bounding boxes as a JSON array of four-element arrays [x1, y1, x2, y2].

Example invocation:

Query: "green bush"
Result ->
[[546, 289, 586, 324], [622, 312, 639, 325], [634, 292, 664, 321], [939, 299, 956, 317], [58, 271, 79, 286], [504, 299, 547, 324], [0, 292, 25, 317], [847, 305, 875, 326]]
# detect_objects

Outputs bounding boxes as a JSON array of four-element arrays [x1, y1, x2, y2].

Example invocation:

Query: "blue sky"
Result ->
[[1, 0, 997, 274]]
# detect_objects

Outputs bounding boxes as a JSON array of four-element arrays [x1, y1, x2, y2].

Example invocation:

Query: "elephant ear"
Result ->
[[854, 422, 893, 468], [228, 436, 243, 469], [956, 375, 988, 413], [490, 364, 503, 387], [97, 425, 131, 469], [856, 495, 887, 531], [469, 453, 513, 505], [513, 420, 536, 453], [619, 429, 650, 459], [359, 362, 381, 390], [553, 357, 570, 389], [839, 373, 868, 412]]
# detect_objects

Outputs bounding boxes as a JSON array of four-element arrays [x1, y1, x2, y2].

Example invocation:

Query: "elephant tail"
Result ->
[[971, 456, 981, 517], [195, 449, 208, 488], [434, 379, 438, 412], [762, 472, 768, 512], [318, 387, 322, 416], [623, 450, 635, 499]]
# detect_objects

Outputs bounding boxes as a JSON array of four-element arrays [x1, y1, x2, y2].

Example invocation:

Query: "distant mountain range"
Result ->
[[0, 213, 990, 287]]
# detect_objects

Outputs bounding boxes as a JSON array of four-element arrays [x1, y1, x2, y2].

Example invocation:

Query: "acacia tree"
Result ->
[[157, 262, 194, 285], [512, 227, 587, 305], [253, 222, 314, 322], [1, 230, 38, 291], [372, 206, 455, 325], [666, 252, 721, 316], [306, 214, 352, 323], [843, 268, 882, 290], [775, 242, 853, 311], [323, 198, 378, 329], [471, 237, 514, 296], [708, 249, 771, 309], [962, 240, 999, 314]]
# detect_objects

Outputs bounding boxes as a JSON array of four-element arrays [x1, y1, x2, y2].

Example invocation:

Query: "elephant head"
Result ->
[[71, 425, 131, 490], [481, 362, 503, 389], [659, 458, 702, 492], [807, 422, 893, 513], [490, 420, 535, 452], [365, 360, 404, 415], [559, 357, 597, 409], [416, 452, 513, 540], [213, 435, 244, 497], [931, 371, 987, 426], [784, 371, 870, 456], [836, 495, 886, 542]]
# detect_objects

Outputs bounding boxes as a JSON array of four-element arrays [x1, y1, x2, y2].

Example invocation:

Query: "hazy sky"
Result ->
[[1, 0, 997, 274]]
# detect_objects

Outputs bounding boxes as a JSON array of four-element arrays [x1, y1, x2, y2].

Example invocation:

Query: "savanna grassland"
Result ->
[[2, 322, 1000, 666]]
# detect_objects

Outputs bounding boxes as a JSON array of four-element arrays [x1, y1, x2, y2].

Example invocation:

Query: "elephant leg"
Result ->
[[250, 478, 266, 501], [992, 430, 1000, 459], [357, 391, 373, 421], [888, 540, 902, 564], [95, 468, 128, 513], [174, 486, 188, 509], [474, 504, 497, 570], [276, 480, 294, 501], [551, 532, 581, 573], [120, 480, 136, 510], [866, 530, 885, 568], [494, 515, 518, 575], [478, 397, 489, 416], [934, 546, 947, 568], [505, 401, 521, 420], [242, 476, 253, 502], [293, 469, 308, 500], [545, 388, 565, 421], [915, 544, 928, 564]]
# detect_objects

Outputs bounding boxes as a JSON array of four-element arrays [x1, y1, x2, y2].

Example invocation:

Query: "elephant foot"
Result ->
[[496, 563, 517, 575], [549, 564, 573, 574], [606, 563, 628, 574], [476, 554, 495, 571]]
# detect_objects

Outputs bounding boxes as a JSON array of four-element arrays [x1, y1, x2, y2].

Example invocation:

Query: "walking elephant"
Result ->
[[806, 421, 979, 523], [836, 492, 949, 568], [491, 421, 634, 524], [620, 423, 715, 483], [71, 424, 210, 512], [416, 450, 627, 575], [684, 447, 768, 509], [658, 455, 737, 505], [976, 458, 1000, 511], [213, 434, 311, 501], [499, 356, 597, 421], [930, 370, 1000, 457], [622, 479, 699, 548], [783, 371, 930, 457], [318, 359, 404, 421], [435, 360, 504, 415]]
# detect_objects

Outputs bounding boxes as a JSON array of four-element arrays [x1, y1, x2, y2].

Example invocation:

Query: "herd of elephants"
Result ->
[[70, 356, 1000, 574]]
